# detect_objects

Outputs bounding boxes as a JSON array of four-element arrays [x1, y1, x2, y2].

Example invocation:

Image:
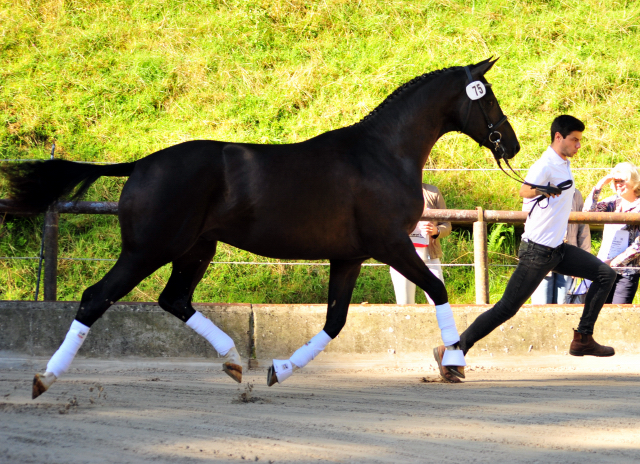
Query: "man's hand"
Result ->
[[419, 221, 439, 238], [535, 183, 561, 198]]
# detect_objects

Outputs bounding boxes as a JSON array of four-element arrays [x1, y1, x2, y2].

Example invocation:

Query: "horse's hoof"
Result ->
[[432, 346, 462, 384], [32, 372, 57, 399], [267, 359, 294, 386], [267, 365, 278, 387], [447, 365, 465, 379], [222, 362, 242, 383], [441, 346, 466, 378]]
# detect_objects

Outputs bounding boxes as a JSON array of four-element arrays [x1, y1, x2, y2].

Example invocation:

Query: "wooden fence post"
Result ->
[[473, 207, 489, 304], [43, 207, 59, 301]]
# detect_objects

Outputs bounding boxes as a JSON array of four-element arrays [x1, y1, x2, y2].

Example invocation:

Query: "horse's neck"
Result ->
[[363, 77, 460, 170]]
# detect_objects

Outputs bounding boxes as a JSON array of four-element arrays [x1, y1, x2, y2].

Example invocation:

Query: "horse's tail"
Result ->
[[0, 159, 137, 213]]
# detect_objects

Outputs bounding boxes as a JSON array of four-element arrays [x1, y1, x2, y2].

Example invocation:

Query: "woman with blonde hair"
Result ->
[[584, 162, 640, 303]]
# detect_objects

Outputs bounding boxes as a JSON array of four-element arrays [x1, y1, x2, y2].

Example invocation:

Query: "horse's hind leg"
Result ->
[[158, 237, 242, 383], [267, 258, 364, 386], [33, 253, 168, 399]]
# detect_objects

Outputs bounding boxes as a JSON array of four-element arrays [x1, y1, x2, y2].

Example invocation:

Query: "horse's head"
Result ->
[[457, 58, 520, 161]]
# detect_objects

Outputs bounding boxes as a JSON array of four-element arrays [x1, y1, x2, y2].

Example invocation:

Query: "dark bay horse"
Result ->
[[2, 58, 519, 396]]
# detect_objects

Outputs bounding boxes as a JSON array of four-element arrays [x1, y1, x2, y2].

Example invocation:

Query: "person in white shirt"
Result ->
[[435, 116, 617, 382], [529, 188, 591, 304]]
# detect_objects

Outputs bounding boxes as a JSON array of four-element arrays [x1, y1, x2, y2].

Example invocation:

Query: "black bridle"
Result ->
[[461, 66, 509, 159], [461, 66, 573, 214]]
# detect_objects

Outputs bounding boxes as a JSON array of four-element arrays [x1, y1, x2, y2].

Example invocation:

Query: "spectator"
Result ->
[[584, 162, 640, 304], [390, 184, 450, 304]]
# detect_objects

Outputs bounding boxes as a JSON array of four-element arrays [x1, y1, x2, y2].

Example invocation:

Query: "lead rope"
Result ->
[[500, 157, 573, 216]]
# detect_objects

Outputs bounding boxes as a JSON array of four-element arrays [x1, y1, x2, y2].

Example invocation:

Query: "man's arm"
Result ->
[[519, 183, 538, 199], [577, 223, 591, 253], [433, 189, 451, 239], [519, 182, 560, 199], [420, 185, 451, 239], [518, 159, 560, 199], [573, 190, 591, 252]]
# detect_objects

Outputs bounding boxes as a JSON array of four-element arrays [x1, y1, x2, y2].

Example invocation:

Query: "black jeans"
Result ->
[[605, 274, 640, 304], [460, 241, 617, 355]]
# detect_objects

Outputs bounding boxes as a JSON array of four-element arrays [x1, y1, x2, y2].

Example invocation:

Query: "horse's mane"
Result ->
[[357, 65, 460, 125]]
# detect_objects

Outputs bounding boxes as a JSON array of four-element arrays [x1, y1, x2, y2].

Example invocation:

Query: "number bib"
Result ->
[[466, 81, 486, 100], [409, 224, 429, 246]]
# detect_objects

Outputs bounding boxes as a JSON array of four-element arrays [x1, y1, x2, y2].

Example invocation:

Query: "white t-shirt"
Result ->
[[521, 146, 575, 248]]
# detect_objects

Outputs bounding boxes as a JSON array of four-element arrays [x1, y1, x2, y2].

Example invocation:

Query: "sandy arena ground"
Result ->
[[1, 354, 639, 464]]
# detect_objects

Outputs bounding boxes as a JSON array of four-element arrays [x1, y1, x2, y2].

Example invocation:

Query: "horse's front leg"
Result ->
[[373, 238, 466, 383], [267, 258, 365, 386]]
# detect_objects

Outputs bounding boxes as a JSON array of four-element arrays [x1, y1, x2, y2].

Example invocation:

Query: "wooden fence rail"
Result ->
[[2, 199, 640, 304]]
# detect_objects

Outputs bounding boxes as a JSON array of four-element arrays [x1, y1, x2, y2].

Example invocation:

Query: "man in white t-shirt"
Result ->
[[441, 116, 617, 377], [529, 188, 591, 304]]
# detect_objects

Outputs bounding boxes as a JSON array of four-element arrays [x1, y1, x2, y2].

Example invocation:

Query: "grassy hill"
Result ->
[[1, 0, 639, 303]]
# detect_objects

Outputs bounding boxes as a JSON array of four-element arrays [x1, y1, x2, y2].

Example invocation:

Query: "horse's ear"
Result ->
[[470, 57, 499, 78]]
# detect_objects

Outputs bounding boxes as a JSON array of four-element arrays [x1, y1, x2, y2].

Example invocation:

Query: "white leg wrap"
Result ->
[[186, 311, 235, 356], [289, 330, 332, 369], [442, 349, 466, 367], [46, 320, 90, 378], [435, 302, 460, 347], [272, 359, 294, 383]]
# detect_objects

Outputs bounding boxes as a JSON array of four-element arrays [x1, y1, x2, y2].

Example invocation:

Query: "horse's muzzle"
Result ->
[[493, 139, 520, 161]]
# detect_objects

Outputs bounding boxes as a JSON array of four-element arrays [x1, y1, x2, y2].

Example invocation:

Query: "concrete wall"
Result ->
[[1, 301, 638, 360]]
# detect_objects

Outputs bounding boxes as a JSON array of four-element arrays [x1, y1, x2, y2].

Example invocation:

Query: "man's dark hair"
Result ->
[[550, 115, 585, 143]]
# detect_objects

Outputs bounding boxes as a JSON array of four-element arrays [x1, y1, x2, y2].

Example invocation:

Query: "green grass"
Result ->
[[1, 0, 640, 304]]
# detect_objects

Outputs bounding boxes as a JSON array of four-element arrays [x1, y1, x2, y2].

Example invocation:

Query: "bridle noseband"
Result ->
[[461, 66, 573, 215]]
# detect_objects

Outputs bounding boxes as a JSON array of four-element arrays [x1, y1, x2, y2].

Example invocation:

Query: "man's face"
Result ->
[[554, 131, 582, 159]]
